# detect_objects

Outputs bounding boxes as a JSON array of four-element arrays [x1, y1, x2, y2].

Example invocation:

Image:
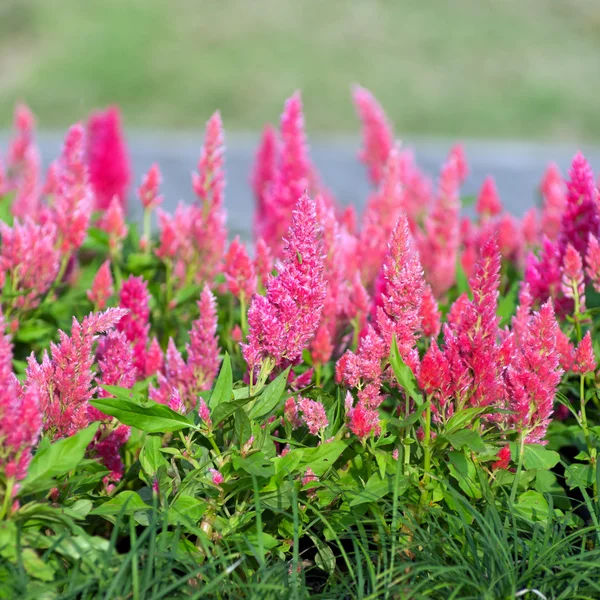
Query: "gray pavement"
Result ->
[[2, 131, 600, 240]]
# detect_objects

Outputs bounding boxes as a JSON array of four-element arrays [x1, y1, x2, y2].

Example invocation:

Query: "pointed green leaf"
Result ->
[[248, 366, 290, 420], [209, 353, 232, 409], [390, 336, 422, 404]]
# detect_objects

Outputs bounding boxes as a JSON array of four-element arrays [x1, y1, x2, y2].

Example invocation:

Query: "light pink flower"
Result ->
[[99, 196, 128, 252], [87, 260, 113, 310], [573, 332, 596, 374], [297, 396, 328, 435], [585, 234, 600, 292], [540, 163, 566, 242], [252, 124, 279, 227], [138, 163, 163, 211], [476, 176, 503, 219], [209, 468, 224, 485], [561, 244, 586, 312]]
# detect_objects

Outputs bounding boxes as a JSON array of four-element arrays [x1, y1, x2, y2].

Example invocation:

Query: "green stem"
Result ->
[[579, 374, 597, 496], [315, 363, 322, 388], [130, 519, 140, 600], [0, 479, 14, 520], [143, 208, 151, 254], [403, 394, 411, 476], [240, 293, 247, 338], [422, 402, 432, 483]]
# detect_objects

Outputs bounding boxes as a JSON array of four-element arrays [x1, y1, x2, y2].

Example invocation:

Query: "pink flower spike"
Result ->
[[540, 163, 566, 242], [301, 467, 319, 491], [224, 236, 256, 300], [297, 396, 328, 436], [209, 468, 224, 485], [347, 401, 380, 440], [476, 176, 503, 219], [254, 237, 274, 288], [87, 260, 114, 310], [556, 329, 575, 372], [352, 85, 394, 186], [561, 244, 586, 311], [87, 106, 131, 211], [420, 283, 441, 339], [144, 337, 164, 378], [251, 124, 279, 220], [198, 398, 212, 427], [137, 163, 163, 211], [585, 234, 600, 292], [573, 332, 596, 374], [99, 196, 128, 251], [168, 389, 185, 414], [284, 397, 302, 429]]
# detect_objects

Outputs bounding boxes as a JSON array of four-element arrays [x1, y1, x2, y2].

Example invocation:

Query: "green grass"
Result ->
[[1, 0, 600, 140]]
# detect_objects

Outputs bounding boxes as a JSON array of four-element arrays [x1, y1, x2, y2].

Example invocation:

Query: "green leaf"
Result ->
[[498, 282, 518, 327], [169, 496, 207, 526], [234, 409, 252, 445], [90, 491, 150, 516], [248, 366, 290, 420], [22, 423, 100, 493], [232, 452, 274, 478], [349, 472, 408, 507], [21, 548, 55, 582], [455, 258, 471, 299], [445, 429, 486, 453], [310, 535, 336, 574], [389, 336, 422, 404], [565, 463, 595, 489], [173, 284, 203, 308], [515, 490, 551, 521], [448, 452, 481, 499], [89, 397, 194, 433], [139, 435, 168, 476], [212, 399, 251, 427], [14, 320, 55, 344], [387, 402, 429, 429], [514, 444, 560, 470], [445, 407, 489, 434], [294, 440, 348, 477], [209, 353, 232, 409]]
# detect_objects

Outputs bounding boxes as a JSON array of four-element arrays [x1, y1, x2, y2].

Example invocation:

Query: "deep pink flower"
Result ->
[[244, 192, 326, 374], [525, 237, 562, 308], [224, 237, 256, 300], [255, 92, 312, 255], [352, 85, 394, 186], [339, 326, 385, 388], [117, 276, 150, 377], [26, 308, 127, 439], [210, 468, 224, 485], [254, 237, 274, 289], [297, 396, 328, 435], [476, 176, 503, 219], [558, 152, 599, 260], [92, 424, 131, 481], [0, 311, 42, 488], [310, 324, 334, 367], [138, 163, 163, 211], [492, 445, 511, 470], [144, 337, 164, 378], [511, 282, 533, 345], [186, 285, 220, 398], [420, 283, 441, 339], [284, 397, 302, 429], [0, 218, 60, 311], [252, 124, 279, 226], [52, 124, 93, 254], [505, 300, 562, 443], [561, 244, 586, 312], [573, 332, 596, 374], [99, 197, 128, 252], [87, 260, 113, 310], [347, 401, 380, 439], [376, 214, 425, 372], [197, 398, 212, 428], [301, 467, 319, 487], [540, 163, 566, 242], [87, 106, 130, 211], [168, 389, 185, 414], [556, 329, 575, 372], [419, 341, 453, 419], [585, 234, 600, 292]]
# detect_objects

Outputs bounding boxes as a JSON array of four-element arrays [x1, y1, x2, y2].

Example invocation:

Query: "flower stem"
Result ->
[[509, 433, 525, 506], [579, 374, 597, 496]]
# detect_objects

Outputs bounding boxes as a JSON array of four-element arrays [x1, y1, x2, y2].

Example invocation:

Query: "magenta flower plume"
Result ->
[[243, 192, 326, 376], [138, 163, 163, 211], [512, 282, 533, 345], [525, 237, 562, 308], [91, 424, 130, 482], [556, 329, 575, 372], [0, 218, 60, 312], [144, 337, 164, 378], [476, 176, 503, 220], [87, 106, 131, 211], [505, 300, 563, 443], [224, 236, 256, 301], [419, 341, 453, 420], [26, 308, 127, 439], [558, 152, 600, 260], [375, 214, 425, 372], [255, 92, 312, 255], [254, 237, 274, 289], [0, 311, 42, 489], [252, 124, 279, 225], [297, 397, 328, 436], [7, 103, 36, 169], [347, 400, 380, 440], [561, 243, 586, 313], [573, 331, 596, 374], [540, 163, 566, 242], [52, 124, 93, 254], [420, 283, 441, 339], [186, 285, 220, 399], [117, 276, 150, 377], [99, 197, 128, 252], [585, 234, 600, 292], [193, 111, 225, 209], [352, 85, 394, 186], [87, 260, 114, 310]]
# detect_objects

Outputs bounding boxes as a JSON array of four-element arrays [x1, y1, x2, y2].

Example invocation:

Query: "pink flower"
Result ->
[[26, 308, 127, 439], [297, 396, 328, 435], [561, 244, 586, 312], [0, 311, 42, 488], [52, 124, 93, 254], [117, 276, 150, 377], [198, 398, 212, 428], [255, 92, 312, 256], [511, 282, 533, 345], [224, 237, 256, 300], [347, 401, 380, 440], [209, 468, 224, 485], [525, 237, 562, 308], [99, 197, 128, 252], [476, 176, 503, 219], [301, 467, 319, 490], [144, 337, 164, 378], [558, 152, 599, 261], [186, 285, 220, 397], [254, 237, 274, 289], [87, 260, 113, 310], [87, 106, 130, 211], [420, 283, 441, 339], [0, 218, 60, 311], [137, 163, 163, 211], [419, 341, 453, 418], [352, 85, 394, 186], [338, 326, 385, 388], [540, 163, 566, 242], [310, 324, 334, 366], [244, 192, 326, 374], [91, 424, 131, 481], [284, 397, 302, 429], [556, 329, 575, 372], [573, 332, 596, 374], [252, 124, 279, 227], [155, 208, 179, 260], [492, 445, 511, 470], [585, 234, 600, 292]]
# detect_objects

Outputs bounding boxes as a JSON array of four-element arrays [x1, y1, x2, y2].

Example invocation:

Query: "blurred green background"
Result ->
[[1, 0, 599, 140]]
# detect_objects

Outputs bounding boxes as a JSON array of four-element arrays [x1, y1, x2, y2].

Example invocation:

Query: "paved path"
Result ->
[[3, 131, 600, 240]]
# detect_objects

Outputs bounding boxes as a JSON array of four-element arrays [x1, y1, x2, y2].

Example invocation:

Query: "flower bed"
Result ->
[[1, 91, 600, 598]]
